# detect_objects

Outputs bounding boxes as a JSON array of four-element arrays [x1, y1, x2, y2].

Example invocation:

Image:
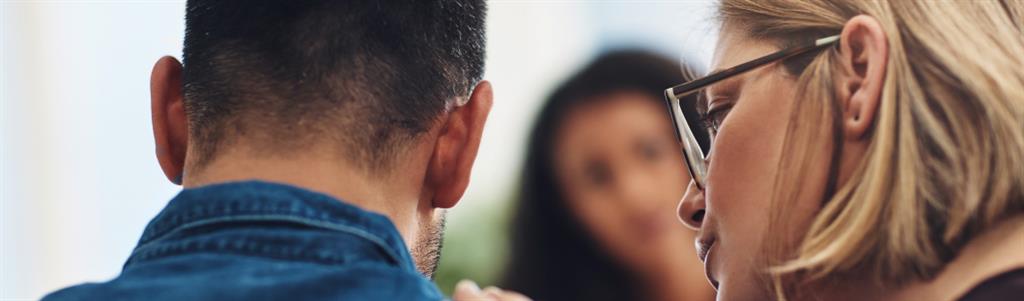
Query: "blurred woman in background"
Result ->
[[500, 51, 716, 301]]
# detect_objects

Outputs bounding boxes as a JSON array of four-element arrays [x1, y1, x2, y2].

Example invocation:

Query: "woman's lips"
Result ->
[[696, 235, 719, 290], [696, 238, 712, 262]]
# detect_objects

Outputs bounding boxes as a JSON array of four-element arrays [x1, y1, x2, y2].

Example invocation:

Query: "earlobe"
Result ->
[[838, 15, 889, 140], [426, 81, 493, 209], [150, 56, 189, 185]]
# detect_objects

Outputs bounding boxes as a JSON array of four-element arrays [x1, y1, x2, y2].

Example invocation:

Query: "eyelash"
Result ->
[[700, 104, 733, 134]]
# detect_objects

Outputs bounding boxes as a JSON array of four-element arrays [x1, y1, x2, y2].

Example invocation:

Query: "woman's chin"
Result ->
[[714, 274, 775, 301], [716, 285, 758, 301]]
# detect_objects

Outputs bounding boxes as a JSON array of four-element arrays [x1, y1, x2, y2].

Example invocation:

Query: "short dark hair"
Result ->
[[500, 50, 709, 300], [182, 0, 487, 169]]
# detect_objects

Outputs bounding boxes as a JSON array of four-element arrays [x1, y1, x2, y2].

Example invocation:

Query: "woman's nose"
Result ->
[[677, 180, 706, 230]]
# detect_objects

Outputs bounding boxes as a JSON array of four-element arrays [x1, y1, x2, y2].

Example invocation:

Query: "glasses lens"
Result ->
[[667, 88, 711, 188], [684, 89, 712, 155]]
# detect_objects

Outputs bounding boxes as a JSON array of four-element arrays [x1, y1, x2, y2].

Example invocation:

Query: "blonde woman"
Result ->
[[668, 1, 1024, 301]]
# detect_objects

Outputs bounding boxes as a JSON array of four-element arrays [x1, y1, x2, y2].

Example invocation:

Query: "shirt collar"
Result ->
[[132, 180, 416, 271]]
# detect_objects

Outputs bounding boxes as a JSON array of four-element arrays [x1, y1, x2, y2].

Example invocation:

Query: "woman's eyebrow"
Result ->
[[699, 77, 742, 116], [705, 74, 742, 99], [694, 64, 744, 113]]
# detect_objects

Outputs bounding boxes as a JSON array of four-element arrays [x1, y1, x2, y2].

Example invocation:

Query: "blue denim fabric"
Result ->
[[43, 181, 445, 301]]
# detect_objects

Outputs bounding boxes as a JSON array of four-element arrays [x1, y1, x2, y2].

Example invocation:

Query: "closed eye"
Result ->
[[700, 103, 733, 135]]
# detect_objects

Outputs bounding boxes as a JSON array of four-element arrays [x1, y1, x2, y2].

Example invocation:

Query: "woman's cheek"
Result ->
[[568, 190, 617, 237], [703, 99, 791, 232]]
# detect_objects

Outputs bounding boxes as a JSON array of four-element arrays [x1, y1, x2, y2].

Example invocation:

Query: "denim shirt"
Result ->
[[43, 181, 445, 301]]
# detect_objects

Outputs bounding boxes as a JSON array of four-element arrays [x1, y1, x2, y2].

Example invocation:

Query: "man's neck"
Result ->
[[180, 147, 427, 249]]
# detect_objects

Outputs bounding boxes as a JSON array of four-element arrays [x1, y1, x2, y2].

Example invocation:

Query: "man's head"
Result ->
[[182, 0, 486, 169], [149, 0, 490, 278]]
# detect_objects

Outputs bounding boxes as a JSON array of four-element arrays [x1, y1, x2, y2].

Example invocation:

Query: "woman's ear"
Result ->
[[835, 15, 889, 140], [150, 56, 189, 185], [424, 81, 494, 209]]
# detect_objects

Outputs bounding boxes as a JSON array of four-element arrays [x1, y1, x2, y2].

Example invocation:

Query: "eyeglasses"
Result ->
[[663, 35, 840, 190]]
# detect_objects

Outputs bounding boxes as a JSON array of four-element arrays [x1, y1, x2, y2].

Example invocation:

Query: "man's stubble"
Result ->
[[411, 210, 447, 279]]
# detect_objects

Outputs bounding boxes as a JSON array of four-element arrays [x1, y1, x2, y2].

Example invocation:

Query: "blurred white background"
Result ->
[[0, 1, 717, 299]]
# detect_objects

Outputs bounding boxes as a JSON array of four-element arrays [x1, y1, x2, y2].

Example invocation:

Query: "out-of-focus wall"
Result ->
[[0, 1, 716, 299], [2, 2, 186, 300]]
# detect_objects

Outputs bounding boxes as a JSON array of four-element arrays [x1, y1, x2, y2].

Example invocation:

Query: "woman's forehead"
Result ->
[[710, 28, 780, 75]]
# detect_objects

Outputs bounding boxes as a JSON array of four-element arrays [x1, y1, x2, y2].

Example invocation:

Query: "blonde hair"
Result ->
[[716, 0, 1024, 299]]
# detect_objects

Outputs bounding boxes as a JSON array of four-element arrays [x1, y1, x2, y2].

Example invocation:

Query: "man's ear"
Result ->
[[150, 56, 189, 185], [835, 15, 889, 140], [425, 81, 494, 209]]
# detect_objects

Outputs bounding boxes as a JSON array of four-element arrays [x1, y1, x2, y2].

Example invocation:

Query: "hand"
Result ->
[[452, 280, 532, 301]]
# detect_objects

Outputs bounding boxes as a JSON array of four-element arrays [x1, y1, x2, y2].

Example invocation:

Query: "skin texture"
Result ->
[[677, 16, 891, 301], [149, 55, 493, 280], [552, 92, 714, 301], [693, 32, 812, 301]]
